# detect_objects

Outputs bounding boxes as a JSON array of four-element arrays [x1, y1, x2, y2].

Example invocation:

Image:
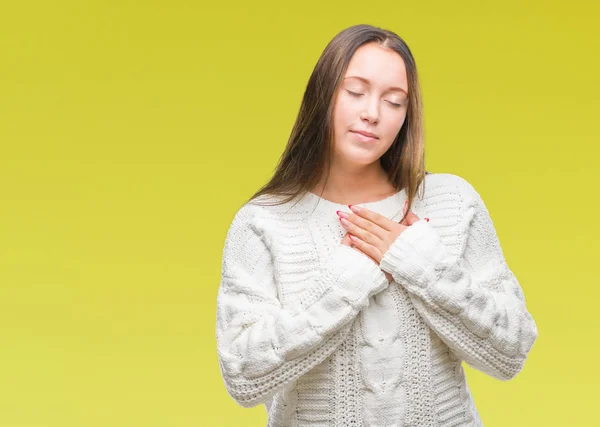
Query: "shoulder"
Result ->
[[421, 173, 490, 236], [226, 200, 269, 239], [423, 172, 483, 207], [222, 194, 303, 269], [221, 201, 275, 270], [424, 173, 499, 245], [225, 194, 290, 243]]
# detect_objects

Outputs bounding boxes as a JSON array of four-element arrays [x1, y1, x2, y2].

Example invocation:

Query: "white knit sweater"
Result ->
[[215, 172, 538, 427]]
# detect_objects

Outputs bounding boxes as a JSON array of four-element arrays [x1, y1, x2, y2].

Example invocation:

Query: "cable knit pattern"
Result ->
[[216, 173, 538, 426], [379, 176, 538, 381]]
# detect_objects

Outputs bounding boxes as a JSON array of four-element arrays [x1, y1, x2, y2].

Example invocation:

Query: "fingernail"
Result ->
[[424, 217, 430, 222], [336, 210, 349, 218], [348, 205, 359, 213]]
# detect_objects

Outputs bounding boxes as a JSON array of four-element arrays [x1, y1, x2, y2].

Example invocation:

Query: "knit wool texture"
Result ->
[[215, 173, 538, 427]]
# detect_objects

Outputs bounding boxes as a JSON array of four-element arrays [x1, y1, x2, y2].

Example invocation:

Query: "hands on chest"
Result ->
[[338, 200, 429, 283]]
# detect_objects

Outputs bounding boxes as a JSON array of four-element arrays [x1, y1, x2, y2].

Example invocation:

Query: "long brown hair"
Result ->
[[246, 24, 429, 223]]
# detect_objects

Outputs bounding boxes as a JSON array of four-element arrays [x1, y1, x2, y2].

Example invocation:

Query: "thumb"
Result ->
[[401, 200, 427, 226], [403, 210, 421, 226]]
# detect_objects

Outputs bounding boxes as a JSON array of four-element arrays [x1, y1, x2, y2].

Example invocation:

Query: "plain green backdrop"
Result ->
[[1, 1, 598, 426]]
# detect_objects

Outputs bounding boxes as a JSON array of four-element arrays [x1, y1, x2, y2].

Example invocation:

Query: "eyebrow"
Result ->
[[344, 76, 408, 95]]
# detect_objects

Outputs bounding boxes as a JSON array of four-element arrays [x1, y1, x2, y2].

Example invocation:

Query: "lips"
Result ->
[[350, 130, 379, 143], [351, 130, 378, 139]]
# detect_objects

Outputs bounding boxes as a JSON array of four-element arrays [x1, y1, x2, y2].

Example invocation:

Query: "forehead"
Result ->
[[344, 43, 408, 92]]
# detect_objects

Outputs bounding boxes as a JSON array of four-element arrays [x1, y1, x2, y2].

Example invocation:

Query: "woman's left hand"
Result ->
[[337, 201, 428, 276]]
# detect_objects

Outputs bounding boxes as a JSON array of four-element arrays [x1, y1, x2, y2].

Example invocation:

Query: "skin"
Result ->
[[315, 42, 428, 283], [312, 41, 409, 204]]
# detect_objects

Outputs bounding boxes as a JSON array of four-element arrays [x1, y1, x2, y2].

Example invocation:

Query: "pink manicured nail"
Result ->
[[424, 217, 430, 222]]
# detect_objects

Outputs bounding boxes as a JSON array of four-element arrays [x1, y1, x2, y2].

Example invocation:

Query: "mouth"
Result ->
[[350, 130, 379, 142]]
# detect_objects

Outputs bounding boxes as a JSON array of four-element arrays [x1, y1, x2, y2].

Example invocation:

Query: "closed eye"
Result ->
[[346, 90, 363, 97], [346, 90, 402, 108]]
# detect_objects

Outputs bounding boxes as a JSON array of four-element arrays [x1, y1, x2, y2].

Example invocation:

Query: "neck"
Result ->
[[311, 160, 396, 205]]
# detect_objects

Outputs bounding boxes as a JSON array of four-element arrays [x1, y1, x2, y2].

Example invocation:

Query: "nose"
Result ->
[[360, 96, 379, 124]]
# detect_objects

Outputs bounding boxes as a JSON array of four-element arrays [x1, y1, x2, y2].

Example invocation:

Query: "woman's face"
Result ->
[[332, 42, 409, 168]]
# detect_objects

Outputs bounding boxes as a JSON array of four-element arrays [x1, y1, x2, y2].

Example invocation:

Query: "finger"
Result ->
[[399, 214, 409, 226], [348, 234, 384, 264], [341, 232, 352, 246], [348, 205, 397, 232], [404, 210, 422, 226], [339, 211, 388, 241], [339, 215, 382, 248]]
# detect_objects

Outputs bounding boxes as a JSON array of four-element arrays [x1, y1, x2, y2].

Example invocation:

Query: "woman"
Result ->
[[215, 24, 538, 426]]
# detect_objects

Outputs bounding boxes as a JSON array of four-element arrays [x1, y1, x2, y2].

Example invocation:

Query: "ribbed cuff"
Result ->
[[326, 244, 389, 305], [380, 220, 448, 289]]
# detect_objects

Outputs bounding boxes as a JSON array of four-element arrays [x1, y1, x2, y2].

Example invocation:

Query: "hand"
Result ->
[[339, 201, 427, 282], [342, 233, 394, 283], [341, 232, 394, 283]]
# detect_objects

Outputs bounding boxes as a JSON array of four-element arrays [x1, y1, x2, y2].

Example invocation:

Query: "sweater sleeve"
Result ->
[[379, 179, 538, 381], [216, 204, 390, 408]]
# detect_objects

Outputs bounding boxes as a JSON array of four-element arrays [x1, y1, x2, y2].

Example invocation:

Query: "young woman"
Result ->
[[215, 24, 538, 426]]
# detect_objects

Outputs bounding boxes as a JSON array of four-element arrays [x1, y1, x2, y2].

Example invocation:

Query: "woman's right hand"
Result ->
[[342, 233, 393, 284], [341, 232, 353, 247]]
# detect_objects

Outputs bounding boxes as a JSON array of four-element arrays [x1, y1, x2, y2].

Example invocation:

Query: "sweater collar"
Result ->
[[296, 188, 408, 223]]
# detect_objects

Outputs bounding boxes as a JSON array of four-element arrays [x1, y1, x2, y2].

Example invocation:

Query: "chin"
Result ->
[[338, 153, 380, 167]]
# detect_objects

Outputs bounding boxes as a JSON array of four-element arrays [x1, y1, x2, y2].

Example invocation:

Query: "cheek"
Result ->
[[384, 114, 407, 138], [333, 98, 355, 127]]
